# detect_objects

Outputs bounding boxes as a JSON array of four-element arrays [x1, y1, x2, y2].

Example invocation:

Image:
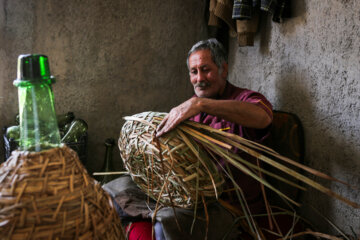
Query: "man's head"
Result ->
[[187, 39, 229, 98], [187, 38, 228, 70]]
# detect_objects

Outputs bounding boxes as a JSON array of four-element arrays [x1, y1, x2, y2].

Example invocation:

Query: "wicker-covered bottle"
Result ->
[[0, 54, 124, 239]]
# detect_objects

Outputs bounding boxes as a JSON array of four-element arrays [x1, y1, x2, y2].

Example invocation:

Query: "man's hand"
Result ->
[[156, 98, 200, 137]]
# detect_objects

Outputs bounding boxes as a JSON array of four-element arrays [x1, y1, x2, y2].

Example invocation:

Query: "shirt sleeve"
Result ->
[[234, 90, 273, 142], [242, 91, 273, 121]]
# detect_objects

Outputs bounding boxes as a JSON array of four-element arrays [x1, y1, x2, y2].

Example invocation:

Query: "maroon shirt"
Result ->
[[190, 82, 273, 213]]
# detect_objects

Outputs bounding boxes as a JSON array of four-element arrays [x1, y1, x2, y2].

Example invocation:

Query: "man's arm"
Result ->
[[156, 97, 272, 137]]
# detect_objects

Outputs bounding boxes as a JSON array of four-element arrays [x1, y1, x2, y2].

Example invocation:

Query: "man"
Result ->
[[112, 39, 278, 240], [155, 39, 275, 239], [156, 38, 272, 139], [157, 37, 273, 212]]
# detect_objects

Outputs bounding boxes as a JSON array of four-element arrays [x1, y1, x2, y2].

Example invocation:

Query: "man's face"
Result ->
[[188, 49, 227, 98]]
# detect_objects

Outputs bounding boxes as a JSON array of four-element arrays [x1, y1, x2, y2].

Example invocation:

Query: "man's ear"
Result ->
[[221, 62, 228, 79]]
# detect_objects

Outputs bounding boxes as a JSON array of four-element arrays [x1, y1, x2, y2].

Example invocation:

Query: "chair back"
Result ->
[[263, 110, 305, 202]]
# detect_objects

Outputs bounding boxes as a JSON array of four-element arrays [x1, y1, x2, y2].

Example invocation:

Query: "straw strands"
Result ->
[[0, 145, 125, 240], [119, 112, 360, 211]]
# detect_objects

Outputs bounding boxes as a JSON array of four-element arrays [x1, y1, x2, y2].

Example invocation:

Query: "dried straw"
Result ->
[[0, 145, 125, 240], [118, 111, 360, 239], [119, 112, 360, 210], [119, 112, 224, 209]]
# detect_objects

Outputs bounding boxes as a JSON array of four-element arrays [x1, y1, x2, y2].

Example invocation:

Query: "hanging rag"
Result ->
[[235, 9, 259, 46], [232, 0, 289, 22], [232, 0, 291, 46], [208, 0, 237, 37], [207, 0, 291, 47]]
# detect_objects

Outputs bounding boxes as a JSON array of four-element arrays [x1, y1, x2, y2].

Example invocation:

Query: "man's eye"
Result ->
[[190, 70, 197, 75]]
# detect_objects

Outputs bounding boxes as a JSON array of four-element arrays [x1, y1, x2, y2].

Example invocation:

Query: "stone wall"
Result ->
[[228, 0, 360, 234]]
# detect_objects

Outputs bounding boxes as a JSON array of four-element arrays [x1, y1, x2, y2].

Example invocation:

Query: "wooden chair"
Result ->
[[263, 110, 305, 203]]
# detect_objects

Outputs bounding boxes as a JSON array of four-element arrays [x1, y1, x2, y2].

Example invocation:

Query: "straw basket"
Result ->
[[0, 145, 125, 240], [118, 112, 224, 209]]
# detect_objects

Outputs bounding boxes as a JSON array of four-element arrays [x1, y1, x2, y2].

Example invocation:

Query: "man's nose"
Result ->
[[197, 71, 206, 82]]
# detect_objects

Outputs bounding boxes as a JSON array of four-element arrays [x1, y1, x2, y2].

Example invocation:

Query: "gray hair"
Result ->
[[186, 38, 228, 70]]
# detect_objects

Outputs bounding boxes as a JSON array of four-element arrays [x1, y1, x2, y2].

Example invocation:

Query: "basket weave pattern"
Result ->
[[119, 112, 224, 209], [0, 145, 124, 240]]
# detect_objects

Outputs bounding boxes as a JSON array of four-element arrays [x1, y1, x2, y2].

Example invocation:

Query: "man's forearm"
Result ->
[[196, 97, 272, 129]]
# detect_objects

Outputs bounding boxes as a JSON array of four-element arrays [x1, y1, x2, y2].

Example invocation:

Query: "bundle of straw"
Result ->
[[119, 112, 360, 210], [119, 112, 224, 208], [0, 146, 125, 240], [119, 111, 360, 239]]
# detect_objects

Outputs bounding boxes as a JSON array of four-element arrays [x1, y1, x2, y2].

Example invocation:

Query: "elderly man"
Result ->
[[111, 39, 283, 240], [156, 39, 275, 238], [156, 38, 272, 139]]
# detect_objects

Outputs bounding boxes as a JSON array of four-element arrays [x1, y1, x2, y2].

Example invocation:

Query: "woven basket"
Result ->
[[118, 112, 224, 209], [0, 145, 125, 240]]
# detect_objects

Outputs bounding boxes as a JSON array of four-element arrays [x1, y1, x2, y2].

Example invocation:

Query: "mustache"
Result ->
[[194, 82, 211, 88]]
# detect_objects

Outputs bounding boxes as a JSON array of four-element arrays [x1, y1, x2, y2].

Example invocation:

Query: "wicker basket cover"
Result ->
[[0, 145, 124, 240], [119, 112, 224, 209]]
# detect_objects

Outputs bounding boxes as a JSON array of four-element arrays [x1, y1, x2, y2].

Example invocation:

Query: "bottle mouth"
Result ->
[[13, 54, 56, 87]]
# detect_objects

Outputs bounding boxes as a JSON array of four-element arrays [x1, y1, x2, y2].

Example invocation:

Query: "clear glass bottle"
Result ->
[[13, 54, 61, 152]]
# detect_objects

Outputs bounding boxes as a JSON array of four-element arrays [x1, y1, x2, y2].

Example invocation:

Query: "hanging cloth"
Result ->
[[207, 0, 291, 47], [232, 0, 291, 46], [208, 0, 237, 37], [232, 0, 290, 22], [235, 10, 259, 46]]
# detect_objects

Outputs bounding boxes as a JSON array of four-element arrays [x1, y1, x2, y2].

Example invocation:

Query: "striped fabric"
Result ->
[[232, 0, 289, 22], [232, 0, 254, 20]]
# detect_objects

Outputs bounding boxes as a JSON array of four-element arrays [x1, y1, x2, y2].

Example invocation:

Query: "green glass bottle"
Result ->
[[61, 119, 88, 143], [100, 138, 116, 184], [57, 112, 75, 129], [5, 125, 20, 141], [13, 54, 61, 152]]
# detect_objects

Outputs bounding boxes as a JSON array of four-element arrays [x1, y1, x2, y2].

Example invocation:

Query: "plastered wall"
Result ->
[[0, 0, 206, 171], [228, 0, 360, 234]]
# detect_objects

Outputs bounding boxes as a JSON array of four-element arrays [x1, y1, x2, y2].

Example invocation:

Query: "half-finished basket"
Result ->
[[118, 112, 224, 209]]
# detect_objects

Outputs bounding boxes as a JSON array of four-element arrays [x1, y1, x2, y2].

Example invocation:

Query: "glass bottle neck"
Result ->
[[18, 82, 61, 151]]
